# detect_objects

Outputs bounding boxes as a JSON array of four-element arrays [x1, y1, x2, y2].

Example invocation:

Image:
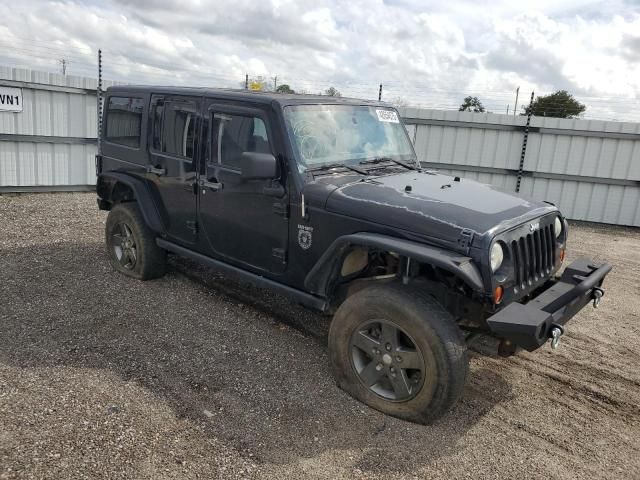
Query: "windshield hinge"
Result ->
[[457, 229, 474, 253]]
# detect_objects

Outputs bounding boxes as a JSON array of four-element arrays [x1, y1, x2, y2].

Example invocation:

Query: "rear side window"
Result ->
[[152, 100, 197, 158], [212, 114, 271, 169], [105, 97, 144, 148]]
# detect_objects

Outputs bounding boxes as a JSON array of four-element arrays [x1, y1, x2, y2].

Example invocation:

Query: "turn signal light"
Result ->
[[494, 285, 504, 304], [559, 249, 566, 263]]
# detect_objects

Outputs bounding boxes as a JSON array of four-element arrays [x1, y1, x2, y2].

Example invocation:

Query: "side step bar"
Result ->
[[156, 238, 328, 312]]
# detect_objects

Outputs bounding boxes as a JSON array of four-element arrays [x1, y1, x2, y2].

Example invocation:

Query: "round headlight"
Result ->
[[554, 217, 562, 238], [490, 243, 504, 272]]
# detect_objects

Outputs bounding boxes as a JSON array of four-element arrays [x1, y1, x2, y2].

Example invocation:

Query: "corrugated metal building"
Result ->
[[400, 108, 640, 226], [0, 66, 638, 226], [0, 66, 114, 190]]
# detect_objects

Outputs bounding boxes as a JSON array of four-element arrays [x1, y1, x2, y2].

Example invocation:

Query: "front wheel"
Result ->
[[328, 283, 468, 424]]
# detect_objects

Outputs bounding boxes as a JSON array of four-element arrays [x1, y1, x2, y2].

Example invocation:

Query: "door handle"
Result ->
[[147, 165, 166, 176], [200, 179, 222, 192]]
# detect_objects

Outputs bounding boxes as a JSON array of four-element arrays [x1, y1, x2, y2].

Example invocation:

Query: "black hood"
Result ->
[[322, 170, 557, 246]]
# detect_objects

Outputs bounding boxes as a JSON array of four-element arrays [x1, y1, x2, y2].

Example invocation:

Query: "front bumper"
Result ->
[[486, 258, 612, 351]]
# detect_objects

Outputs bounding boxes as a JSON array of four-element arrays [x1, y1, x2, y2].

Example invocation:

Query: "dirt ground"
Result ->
[[0, 192, 638, 480]]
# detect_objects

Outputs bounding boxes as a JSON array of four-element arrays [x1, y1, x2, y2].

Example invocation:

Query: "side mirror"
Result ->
[[240, 152, 278, 180]]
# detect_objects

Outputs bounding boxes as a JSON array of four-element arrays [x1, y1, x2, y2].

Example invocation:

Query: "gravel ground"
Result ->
[[0, 192, 639, 480]]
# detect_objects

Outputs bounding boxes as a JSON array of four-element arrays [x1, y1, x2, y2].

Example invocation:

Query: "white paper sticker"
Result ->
[[376, 109, 399, 123], [0, 87, 23, 112]]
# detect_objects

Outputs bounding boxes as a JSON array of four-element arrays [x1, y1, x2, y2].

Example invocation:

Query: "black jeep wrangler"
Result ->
[[96, 86, 611, 424]]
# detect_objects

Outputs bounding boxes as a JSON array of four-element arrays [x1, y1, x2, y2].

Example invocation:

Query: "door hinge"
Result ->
[[186, 220, 198, 234], [272, 248, 287, 262], [272, 202, 289, 218]]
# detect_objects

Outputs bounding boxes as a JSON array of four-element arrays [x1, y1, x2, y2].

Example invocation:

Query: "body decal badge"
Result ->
[[297, 224, 313, 250], [530, 222, 540, 232]]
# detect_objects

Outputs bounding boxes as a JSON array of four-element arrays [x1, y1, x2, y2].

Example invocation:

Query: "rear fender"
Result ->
[[97, 172, 165, 234]]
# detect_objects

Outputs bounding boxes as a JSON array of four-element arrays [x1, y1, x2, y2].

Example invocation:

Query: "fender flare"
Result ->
[[304, 232, 484, 297], [97, 171, 165, 234]]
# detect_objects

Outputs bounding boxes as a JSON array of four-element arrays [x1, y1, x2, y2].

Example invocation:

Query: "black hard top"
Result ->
[[106, 85, 389, 108]]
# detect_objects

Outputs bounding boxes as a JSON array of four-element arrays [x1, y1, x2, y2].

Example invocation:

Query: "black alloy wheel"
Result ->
[[111, 222, 137, 270], [350, 319, 425, 402]]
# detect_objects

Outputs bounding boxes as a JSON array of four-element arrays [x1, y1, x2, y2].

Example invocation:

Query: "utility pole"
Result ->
[[97, 49, 102, 156], [60, 59, 67, 75], [245, 74, 249, 90], [513, 86, 520, 116], [272, 75, 277, 91], [506, 104, 510, 115], [378, 84, 383, 101], [516, 91, 535, 193]]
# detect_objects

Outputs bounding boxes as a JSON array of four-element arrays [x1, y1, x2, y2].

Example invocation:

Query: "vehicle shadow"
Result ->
[[0, 242, 512, 474]]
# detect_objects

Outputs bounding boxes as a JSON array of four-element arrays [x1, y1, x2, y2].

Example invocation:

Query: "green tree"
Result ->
[[325, 86, 342, 97], [459, 96, 485, 112], [522, 90, 586, 118], [276, 84, 295, 94]]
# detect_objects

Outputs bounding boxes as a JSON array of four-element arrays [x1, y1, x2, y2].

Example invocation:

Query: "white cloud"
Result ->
[[0, 0, 638, 120]]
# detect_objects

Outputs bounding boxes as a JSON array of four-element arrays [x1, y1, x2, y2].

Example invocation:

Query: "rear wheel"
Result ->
[[329, 283, 468, 424], [105, 203, 166, 280]]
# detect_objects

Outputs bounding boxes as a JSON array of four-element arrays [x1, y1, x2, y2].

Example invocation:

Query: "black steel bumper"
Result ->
[[486, 258, 612, 351]]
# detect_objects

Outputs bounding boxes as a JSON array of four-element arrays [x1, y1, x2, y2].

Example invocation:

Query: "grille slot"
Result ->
[[511, 225, 556, 289]]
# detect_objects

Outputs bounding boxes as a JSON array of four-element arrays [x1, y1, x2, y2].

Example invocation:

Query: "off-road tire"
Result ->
[[105, 202, 166, 280], [329, 283, 468, 424]]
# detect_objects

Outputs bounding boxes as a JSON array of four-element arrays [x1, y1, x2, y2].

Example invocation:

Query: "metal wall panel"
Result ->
[[400, 107, 640, 227], [1, 66, 638, 226], [0, 66, 113, 189]]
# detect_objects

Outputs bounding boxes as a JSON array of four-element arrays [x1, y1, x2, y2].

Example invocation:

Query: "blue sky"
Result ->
[[0, 0, 638, 120]]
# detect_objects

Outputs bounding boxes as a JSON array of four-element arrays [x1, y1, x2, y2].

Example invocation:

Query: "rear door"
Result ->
[[147, 94, 201, 244], [197, 102, 288, 273]]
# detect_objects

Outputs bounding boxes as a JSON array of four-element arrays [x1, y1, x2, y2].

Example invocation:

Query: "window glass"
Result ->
[[162, 102, 196, 158], [283, 105, 416, 172], [105, 97, 144, 148], [151, 102, 164, 151], [212, 114, 271, 169]]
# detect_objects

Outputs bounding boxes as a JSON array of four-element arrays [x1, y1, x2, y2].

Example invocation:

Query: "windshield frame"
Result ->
[[282, 103, 419, 173]]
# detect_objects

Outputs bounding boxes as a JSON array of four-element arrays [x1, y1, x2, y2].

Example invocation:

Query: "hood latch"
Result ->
[[457, 229, 474, 254]]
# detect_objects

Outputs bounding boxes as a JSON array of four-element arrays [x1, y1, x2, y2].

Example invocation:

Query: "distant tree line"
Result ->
[[459, 90, 586, 118], [244, 76, 341, 97]]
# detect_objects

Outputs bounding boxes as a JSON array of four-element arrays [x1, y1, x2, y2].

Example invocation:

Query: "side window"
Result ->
[[151, 102, 164, 151], [105, 97, 144, 148], [212, 113, 271, 169], [151, 100, 197, 158]]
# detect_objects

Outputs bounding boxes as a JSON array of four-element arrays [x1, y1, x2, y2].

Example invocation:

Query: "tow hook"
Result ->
[[550, 326, 564, 350], [592, 287, 604, 308]]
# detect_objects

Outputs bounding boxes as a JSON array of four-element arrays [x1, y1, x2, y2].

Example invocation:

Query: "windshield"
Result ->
[[283, 104, 417, 172]]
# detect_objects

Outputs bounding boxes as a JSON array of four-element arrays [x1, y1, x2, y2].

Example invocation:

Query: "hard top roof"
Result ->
[[106, 85, 390, 108]]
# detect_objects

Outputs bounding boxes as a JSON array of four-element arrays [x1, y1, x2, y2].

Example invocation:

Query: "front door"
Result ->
[[197, 104, 288, 273], [147, 94, 201, 244]]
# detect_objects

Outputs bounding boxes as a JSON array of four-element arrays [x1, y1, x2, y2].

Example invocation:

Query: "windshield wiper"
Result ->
[[307, 162, 368, 175], [359, 157, 420, 171]]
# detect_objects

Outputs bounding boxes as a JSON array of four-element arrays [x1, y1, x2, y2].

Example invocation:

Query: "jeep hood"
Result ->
[[324, 170, 556, 246]]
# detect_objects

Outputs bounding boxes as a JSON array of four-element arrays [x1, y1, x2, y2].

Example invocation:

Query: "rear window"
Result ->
[[152, 100, 197, 158], [105, 96, 144, 148]]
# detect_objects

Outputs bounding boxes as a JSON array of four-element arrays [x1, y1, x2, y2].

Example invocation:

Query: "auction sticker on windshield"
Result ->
[[376, 109, 399, 123]]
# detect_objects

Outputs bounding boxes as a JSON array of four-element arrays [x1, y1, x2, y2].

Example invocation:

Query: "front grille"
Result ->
[[510, 224, 556, 289]]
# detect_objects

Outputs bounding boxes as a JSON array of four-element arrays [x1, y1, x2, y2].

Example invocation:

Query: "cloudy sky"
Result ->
[[0, 0, 639, 120]]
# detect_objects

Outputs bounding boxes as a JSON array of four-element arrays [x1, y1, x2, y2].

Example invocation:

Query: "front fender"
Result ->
[[305, 232, 484, 297]]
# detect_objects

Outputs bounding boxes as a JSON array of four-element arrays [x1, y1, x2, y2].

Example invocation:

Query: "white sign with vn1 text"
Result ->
[[0, 87, 23, 112]]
